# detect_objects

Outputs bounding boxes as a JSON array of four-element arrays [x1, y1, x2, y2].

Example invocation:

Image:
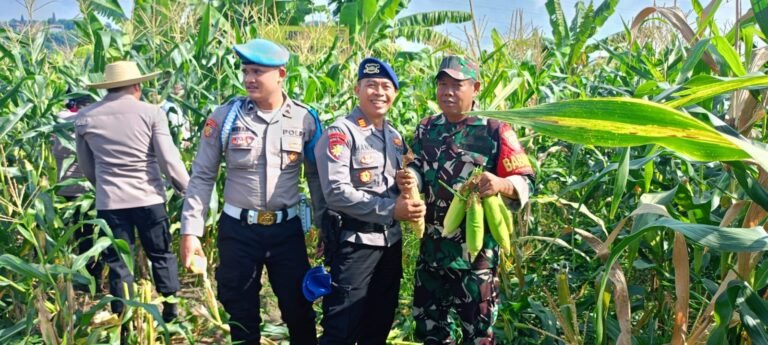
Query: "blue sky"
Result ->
[[1, 0, 743, 43]]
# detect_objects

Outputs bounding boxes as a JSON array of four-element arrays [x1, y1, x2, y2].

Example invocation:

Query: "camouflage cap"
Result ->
[[436, 55, 480, 81]]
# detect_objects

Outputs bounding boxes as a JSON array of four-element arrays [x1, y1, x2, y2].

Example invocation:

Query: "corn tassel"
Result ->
[[442, 193, 466, 237], [484, 195, 510, 254], [466, 193, 484, 258]]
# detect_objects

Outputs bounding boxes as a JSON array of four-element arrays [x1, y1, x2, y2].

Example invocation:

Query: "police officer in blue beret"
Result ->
[[181, 38, 325, 344], [314, 57, 426, 345]]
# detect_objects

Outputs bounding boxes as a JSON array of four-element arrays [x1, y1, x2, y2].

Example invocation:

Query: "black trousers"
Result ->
[[320, 240, 403, 345], [97, 203, 180, 313], [65, 196, 103, 288], [216, 214, 317, 345]]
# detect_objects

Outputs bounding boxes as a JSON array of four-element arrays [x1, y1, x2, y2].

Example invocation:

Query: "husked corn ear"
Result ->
[[484, 195, 510, 254], [442, 193, 466, 237], [466, 193, 484, 258], [404, 173, 425, 238]]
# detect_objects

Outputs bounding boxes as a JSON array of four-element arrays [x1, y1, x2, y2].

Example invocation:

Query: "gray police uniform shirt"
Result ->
[[53, 110, 89, 197], [74, 93, 190, 210], [181, 95, 325, 237], [314, 106, 405, 247]]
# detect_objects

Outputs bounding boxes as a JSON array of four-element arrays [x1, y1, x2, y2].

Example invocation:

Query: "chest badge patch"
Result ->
[[288, 151, 300, 163], [360, 154, 373, 165], [392, 137, 402, 148], [359, 170, 372, 183]]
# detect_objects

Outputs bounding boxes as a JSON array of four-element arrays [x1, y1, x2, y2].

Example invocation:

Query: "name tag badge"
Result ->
[[282, 136, 303, 151], [230, 134, 255, 148]]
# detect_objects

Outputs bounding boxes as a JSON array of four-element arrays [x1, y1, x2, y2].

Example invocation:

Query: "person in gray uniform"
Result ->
[[179, 38, 324, 345], [314, 57, 426, 345], [53, 92, 103, 291], [75, 61, 190, 322]]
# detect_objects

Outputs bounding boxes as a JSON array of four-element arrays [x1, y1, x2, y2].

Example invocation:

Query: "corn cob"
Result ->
[[442, 193, 466, 237], [402, 149, 425, 238], [191, 254, 222, 324], [483, 195, 510, 254], [502, 204, 514, 236], [466, 192, 484, 258]]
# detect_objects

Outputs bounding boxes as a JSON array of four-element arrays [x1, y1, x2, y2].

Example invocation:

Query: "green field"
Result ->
[[1, 0, 768, 344]]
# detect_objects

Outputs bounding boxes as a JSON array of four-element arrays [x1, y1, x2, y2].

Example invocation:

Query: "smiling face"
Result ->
[[241, 64, 285, 103], [436, 73, 480, 119], [354, 77, 397, 120]]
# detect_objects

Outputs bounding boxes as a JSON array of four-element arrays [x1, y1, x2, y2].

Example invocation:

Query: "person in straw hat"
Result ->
[[74, 60, 190, 323]]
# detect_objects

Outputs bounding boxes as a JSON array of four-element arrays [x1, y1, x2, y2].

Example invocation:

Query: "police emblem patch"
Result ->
[[360, 154, 373, 164], [393, 137, 402, 148], [288, 151, 299, 162], [359, 170, 372, 183], [363, 63, 380, 74], [203, 119, 217, 138], [328, 132, 346, 160]]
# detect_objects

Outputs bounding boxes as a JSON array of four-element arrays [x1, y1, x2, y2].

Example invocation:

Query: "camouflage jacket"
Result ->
[[408, 113, 534, 270]]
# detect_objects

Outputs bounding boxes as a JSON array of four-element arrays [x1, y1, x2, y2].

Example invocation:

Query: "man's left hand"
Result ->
[[477, 172, 515, 198]]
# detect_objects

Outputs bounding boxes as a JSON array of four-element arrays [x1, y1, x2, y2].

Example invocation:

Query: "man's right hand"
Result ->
[[394, 196, 426, 221], [396, 169, 417, 195], [180, 234, 206, 270]]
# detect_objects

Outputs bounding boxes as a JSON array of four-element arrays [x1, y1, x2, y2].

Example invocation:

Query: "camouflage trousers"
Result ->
[[412, 261, 499, 345]]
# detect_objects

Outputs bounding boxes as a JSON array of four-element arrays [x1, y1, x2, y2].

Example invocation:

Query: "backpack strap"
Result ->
[[305, 108, 322, 163]]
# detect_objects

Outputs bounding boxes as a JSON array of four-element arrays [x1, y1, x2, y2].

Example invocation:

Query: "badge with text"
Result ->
[[497, 126, 533, 177], [328, 132, 347, 160], [230, 134, 255, 147], [203, 119, 217, 138]]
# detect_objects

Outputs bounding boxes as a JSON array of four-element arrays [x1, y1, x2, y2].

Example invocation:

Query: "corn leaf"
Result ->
[[711, 35, 747, 76], [751, 0, 768, 40], [667, 74, 768, 108], [609, 148, 629, 219], [472, 98, 767, 170]]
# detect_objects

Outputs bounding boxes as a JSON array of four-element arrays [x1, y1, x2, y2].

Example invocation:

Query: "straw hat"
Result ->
[[86, 61, 161, 89]]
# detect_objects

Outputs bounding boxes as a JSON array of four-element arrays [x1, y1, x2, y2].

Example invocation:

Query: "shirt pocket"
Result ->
[[281, 135, 304, 170], [350, 150, 381, 187], [226, 133, 256, 169]]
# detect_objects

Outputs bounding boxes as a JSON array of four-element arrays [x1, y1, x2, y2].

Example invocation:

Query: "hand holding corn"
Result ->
[[180, 234, 206, 270], [399, 149, 426, 237]]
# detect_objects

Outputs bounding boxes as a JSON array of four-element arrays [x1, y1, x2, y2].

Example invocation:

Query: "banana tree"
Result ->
[[334, 0, 472, 53]]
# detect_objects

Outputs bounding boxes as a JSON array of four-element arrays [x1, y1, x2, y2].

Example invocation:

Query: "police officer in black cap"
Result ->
[[314, 57, 425, 345]]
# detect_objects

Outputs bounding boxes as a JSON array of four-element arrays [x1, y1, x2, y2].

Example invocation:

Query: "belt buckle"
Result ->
[[257, 211, 276, 226]]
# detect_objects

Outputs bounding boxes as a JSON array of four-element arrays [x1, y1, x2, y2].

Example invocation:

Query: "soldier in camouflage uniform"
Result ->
[[398, 56, 534, 344]]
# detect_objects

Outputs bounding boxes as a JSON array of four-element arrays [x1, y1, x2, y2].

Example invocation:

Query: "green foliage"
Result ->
[[0, 0, 767, 344]]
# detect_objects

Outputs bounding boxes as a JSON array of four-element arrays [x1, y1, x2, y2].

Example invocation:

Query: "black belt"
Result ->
[[338, 212, 389, 233]]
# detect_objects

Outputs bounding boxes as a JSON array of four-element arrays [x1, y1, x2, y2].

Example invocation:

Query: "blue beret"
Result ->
[[357, 57, 399, 89], [233, 39, 290, 67]]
